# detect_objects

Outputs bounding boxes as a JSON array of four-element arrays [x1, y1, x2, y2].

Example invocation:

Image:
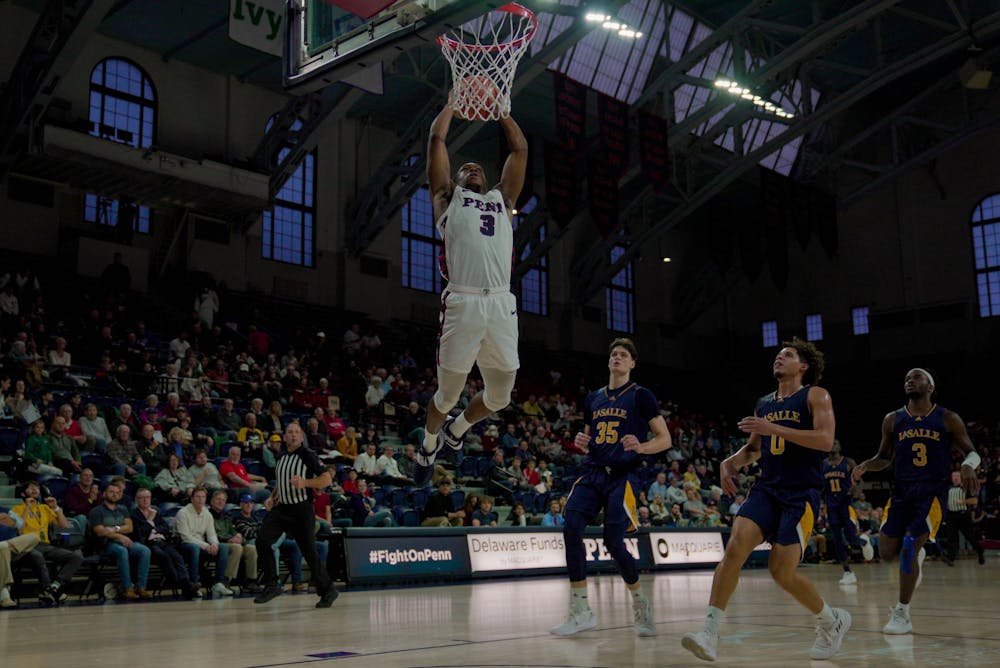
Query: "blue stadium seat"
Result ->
[[409, 488, 428, 509], [450, 490, 465, 509], [82, 454, 106, 477], [476, 457, 494, 478], [38, 475, 70, 502], [391, 505, 408, 525], [460, 457, 480, 478], [532, 492, 550, 514], [388, 488, 409, 508], [401, 509, 422, 527], [158, 502, 181, 518]]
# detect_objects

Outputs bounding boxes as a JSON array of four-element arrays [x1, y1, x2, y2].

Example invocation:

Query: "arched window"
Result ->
[[512, 195, 548, 315], [607, 243, 635, 333], [971, 194, 1000, 317], [85, 57, 155, 233], [401, 155, 444, 293], [263, 118, 316, 267]]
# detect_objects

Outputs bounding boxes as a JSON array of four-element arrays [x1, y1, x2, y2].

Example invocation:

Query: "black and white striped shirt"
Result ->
[[274, 446, 324, 505]]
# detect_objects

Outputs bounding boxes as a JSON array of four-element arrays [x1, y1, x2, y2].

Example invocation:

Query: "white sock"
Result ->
[[570, 587, 590, 611], [422, 429, 438, 454], [630, 587, 646, 602], [816, 602, 837, 625], [0, 541, 8, 550], [451, 412, 473, 436], [897, 601, 910, 615], [705, 605, 724, 636]]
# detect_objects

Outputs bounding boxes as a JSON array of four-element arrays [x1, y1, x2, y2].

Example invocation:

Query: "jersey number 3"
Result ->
[[911, 442, 928, 467], [479, 214, 495, 237]]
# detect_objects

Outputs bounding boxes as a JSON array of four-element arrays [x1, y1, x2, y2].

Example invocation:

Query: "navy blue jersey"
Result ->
[[755, 386, 824, 490], [822, 457, 851, 506], [892, 405, 952, 484], [583, 382, 659, 470]]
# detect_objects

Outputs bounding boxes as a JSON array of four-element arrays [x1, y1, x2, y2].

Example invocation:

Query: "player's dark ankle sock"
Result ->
[[843, 565, 851, 572]]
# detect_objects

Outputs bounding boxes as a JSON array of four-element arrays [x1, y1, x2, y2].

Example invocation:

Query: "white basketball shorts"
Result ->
[[436, 285, 519, 373]]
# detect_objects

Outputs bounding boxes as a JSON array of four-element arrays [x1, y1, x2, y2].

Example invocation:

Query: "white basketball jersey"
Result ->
[[436, 186, 513, 289]]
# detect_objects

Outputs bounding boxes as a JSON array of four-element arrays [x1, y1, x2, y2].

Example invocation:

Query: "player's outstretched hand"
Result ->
[[851, 464, 866, 484], [621, 434, 642, 453], [574, 432, 591, 453], [737, 416, 775, 436], [719, 460, 738, 497], [960, 464, 981, 496]]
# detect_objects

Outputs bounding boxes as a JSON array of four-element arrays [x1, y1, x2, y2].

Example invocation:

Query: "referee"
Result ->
[[254, 422, 338, 607], [944, 470, 985, 566]]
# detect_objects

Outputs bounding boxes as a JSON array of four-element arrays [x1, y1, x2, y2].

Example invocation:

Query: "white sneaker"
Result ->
[[883, 605, 912, 635], [810, 608, 852, 660], [839, 571, 858, 585], [0, 587, 15, 608], [859, 535, 875, 561], [212, 582, 234, 597], [914, 547, 926, 589], [550, 608, 597, 636], [681, 630, 718, 662], [633, 597, 656, 637]]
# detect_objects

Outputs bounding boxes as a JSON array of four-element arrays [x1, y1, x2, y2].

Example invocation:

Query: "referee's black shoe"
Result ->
[[316, 587, 339, 609], [254, 586, 283, 604]]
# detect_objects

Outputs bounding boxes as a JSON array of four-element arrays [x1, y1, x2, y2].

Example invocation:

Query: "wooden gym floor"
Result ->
[[1, 557, 996, 667]]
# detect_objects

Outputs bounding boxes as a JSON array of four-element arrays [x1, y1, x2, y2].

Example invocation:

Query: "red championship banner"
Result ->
[[588, 157, 619, 237], [638, 109, 671, 192], [322, 1, 397, 19], [544, 141, 576, 228], [553, 73, 587, 156], [597, 94, 629, 178]]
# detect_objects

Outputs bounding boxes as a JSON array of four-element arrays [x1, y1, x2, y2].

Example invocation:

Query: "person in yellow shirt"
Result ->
[[336, 426, 359, 463], [12, 481, 83, 605]]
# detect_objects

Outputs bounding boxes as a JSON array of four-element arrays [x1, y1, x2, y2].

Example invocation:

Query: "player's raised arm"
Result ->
[[852, 412, 896, 482], [498, 115, 527, 210], [427, 104, 455, 213], [945, 410, 981, 495]]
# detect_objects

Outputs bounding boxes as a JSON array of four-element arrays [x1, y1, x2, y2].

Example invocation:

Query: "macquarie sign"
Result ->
[[650, 532, 725, 565]]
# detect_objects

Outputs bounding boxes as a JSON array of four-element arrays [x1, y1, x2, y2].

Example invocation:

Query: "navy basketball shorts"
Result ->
[[738, 484, 820, 554], [880, 481, 947, 540], [564, 466, 640, 531]]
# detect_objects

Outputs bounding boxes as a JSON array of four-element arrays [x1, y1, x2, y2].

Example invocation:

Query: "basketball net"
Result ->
[[437, 3, 538, 121]]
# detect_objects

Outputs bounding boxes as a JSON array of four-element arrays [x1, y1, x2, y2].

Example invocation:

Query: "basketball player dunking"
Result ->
[[550, 338, 670, 638], [852, 368, 981, 635], [822, 440, 874, 586], [413, 99, 527, 485], [682, 338, 851, 662]]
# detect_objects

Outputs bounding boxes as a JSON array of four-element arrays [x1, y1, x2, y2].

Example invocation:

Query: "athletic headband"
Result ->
[[913, 368, 935, 387]]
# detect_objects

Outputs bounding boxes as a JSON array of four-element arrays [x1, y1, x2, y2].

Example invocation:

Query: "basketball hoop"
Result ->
[[437, 3, 538, 122]]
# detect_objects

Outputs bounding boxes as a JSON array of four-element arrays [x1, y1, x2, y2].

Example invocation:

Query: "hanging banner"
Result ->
[[553, 73, 587, 156], [230, 0, 285, 56], [589, 157, 618, 237], [544, 141, 576, 228], [598, 94, 629, 178], [638, 109, 671, 192]]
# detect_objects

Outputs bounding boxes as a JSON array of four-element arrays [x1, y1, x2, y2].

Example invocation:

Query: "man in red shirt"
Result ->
[[219, 446, 269, 501], [322, 407, 346, 440]]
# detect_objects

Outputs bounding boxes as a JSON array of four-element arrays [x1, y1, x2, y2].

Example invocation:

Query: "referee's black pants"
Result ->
[[945, 511, 983, 560], [258, 501, 332, 594]]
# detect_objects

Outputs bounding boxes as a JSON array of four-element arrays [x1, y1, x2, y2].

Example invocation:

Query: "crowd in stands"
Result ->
[[0, 262, 997, 608]]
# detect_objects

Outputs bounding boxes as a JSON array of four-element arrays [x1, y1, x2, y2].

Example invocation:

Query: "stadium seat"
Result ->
[[401, 509, 422, 527], [409, 488, 428, 509], [38, 475, 70, 502], [450, 490, 465, 509]]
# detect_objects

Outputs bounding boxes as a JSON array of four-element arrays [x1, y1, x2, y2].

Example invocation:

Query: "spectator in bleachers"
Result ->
[[349, 479, 395, 527], [155, 453, 195, 501], [60, 403, 101, 453], [305, 417, 330, 454], [139, 394, 166, 432], [648, 472, 669, 502], [237, 413, 265, 454], [189, 449, 224, 491], [521, 394, 544, 418], [665, 503, 688, 528], [472, 496, 498, 527], [5, 379, 35, 421], [189, 396, 217, 439], [168, 330, 191, 362], [0, 507, 40, 608], [248, 324, 271, 359], [541, 499, 565, 528], [398, 401, 423, 441], [161, 392, 183, 430], [14, 480, 83, 605], [507, 455, 532, 492], [342, 323, 362, 356], [341, 469, 360, 495], [64, 468, 102, 521], [461, 494, 481, 527], [80, 403, 113, 448], [248, 397, 266, 424], [323, 406, 347, 441], [509, 502, 528, 526], [24, 418, 62, 475], [365, 376, 385, 413], [194, 286, 219, 329], [354, 442, 379, 478], [376, 445, 413, 486], [49, 415, 82, 475], [174, 487, 233, 597], [220, 445, 269, 501], [88, 478, 152, 600], [135, 423, 168, 478], [649, 495, 669, 525], [359, 425, 381, 449], [336, 426, 359, 463], [106, 424, 146, 477], [421, 479, 463, 527], [208, 490, 260, 592], [261, 401, 284, 436], [500, 423, 520, 451], [487, 450, 516, 501], [665, 476, 687, 506], [111, 403, 140, 440], [131, 487, 199, 599], [637, 506, 653, 528], [214, 397, 241, 441], [682, 483, 709, 525]]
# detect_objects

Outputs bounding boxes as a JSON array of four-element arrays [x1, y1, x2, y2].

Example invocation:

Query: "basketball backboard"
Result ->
[[283, 0, 510, 95]]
